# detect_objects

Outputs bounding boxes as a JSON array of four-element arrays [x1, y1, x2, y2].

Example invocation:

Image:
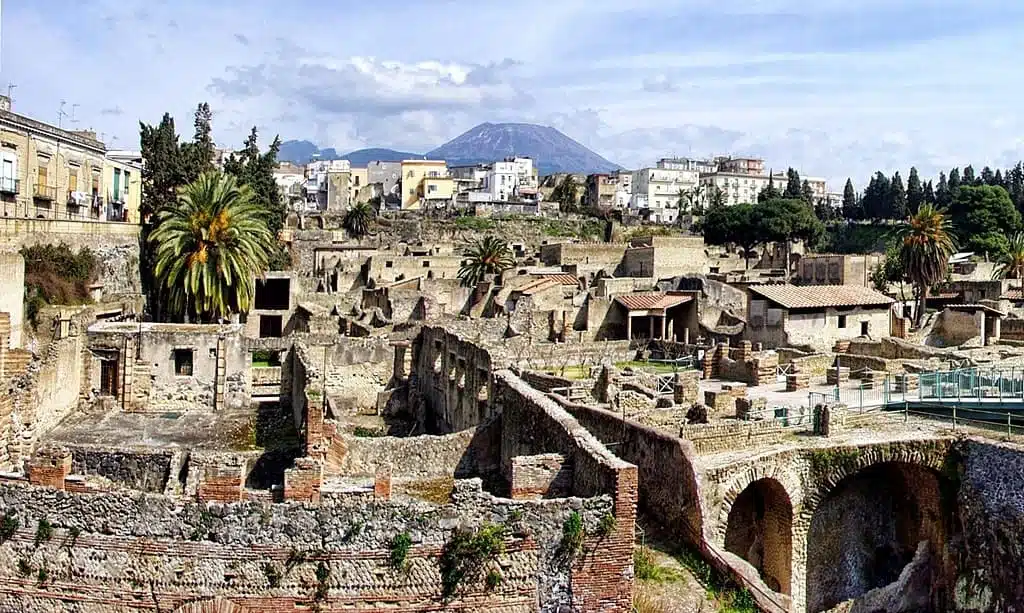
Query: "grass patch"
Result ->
[[677, 547, 757, 613], [616, 360, 688, 374], [400, 477, 455, 505], [454, 216, 496, 232]]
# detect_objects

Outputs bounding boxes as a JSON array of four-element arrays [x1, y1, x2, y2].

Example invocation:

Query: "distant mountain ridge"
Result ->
[[277, 123, 620, 174]]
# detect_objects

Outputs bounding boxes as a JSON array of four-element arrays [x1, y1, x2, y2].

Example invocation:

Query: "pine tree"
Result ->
[[906, 167, 924, 214], [801, 179, 815, 206], [1008, 162, 1024, 211], [994, 168, 1005, 188], [889, 171, 907, 219], [962, 165, 977, 186], [923, 180, 936, 206], [936, 172, 952, 208], [948, 168, 962, 193], [981, 166, 996, 186], [842, 178, 859, 219], [224, 127, 287, 268], [139, 113, 185, 220], [784, 167, 802, 199], [758, 173, 781, 203], [180, 102, 215, 180]]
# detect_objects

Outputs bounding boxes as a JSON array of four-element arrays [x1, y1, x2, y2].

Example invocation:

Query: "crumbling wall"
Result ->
[[0, 478, 610, 612]]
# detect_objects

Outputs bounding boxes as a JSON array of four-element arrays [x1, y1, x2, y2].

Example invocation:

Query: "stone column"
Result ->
[[626, 315, 633, 340], [660, 315, 667, 340]]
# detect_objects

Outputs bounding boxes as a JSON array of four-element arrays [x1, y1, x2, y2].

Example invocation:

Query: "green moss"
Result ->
[[439, 524, 507, 600], [596, 513, 616, 537], [806, 447, 862, 477], [485, 569, 503, 590]]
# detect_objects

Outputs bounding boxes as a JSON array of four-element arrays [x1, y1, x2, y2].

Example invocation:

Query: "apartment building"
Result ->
[[657, 157, 717, 174], [585, 174, 617, 214], [613, 170, 632, 209], [630, 166, 698, 224], [367, 161, 402, 208], [700, 171, 829, 207], [274, 162, 305, 212], [0, 96, 141, 224], [400, 159, 453, 209], [303, 160, 351, 213]]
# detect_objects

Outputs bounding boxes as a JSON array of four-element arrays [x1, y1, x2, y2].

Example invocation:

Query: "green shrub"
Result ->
[[485, 569, 503, 590], [0, 513, 19, 542], [439, 524, 506, 600], [20, 243, 98, 326], [596, 513, 616, 537], [560, 511, 584, 558], [389, 531, 412, 570], [353, 426, 385, 438], [34, 519, 53, 547]]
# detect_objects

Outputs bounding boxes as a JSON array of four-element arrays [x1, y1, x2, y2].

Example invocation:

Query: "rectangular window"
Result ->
[[259, 314, 283, 338], [113, 168, 121, 199], [37, 165, 47, 187], [91, 173, 100, 194], [173, 349, 194, 376], [838, 315, 847, 329], [68, 170, 78, 193], [123, 170, 130, 193]]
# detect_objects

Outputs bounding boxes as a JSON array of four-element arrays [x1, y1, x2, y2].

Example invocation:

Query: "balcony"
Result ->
[[33, 184, 57, 201], [0, 177, 19, 195]]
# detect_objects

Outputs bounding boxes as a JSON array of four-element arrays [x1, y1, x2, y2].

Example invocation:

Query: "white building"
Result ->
[[657, 157, 717, 174], [630, 167, 698, 224], [614, 170, 632, 210], [454, 157, 539, 204], [699, 171, 829, 207], [303, 160, 351, 212]]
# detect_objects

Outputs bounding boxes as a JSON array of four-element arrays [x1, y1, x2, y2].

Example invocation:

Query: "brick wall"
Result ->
[[510, 453, 572, 499], [678, 420, 785, 454]]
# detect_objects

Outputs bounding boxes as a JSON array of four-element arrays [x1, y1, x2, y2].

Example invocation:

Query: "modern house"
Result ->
[[745, 284, 894, 351]]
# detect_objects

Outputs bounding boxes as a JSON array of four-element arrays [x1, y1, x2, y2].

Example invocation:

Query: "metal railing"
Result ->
[[32, 183, 57, 200], [0, 177, 19, 194]]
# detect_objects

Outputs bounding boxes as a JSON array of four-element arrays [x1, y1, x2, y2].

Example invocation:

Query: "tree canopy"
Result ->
[[701, 198, 823, 268], [948, 184, 1020, 258]]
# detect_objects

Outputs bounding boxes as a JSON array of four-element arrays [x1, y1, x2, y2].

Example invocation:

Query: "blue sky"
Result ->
[[3, 0, 1024, 186]]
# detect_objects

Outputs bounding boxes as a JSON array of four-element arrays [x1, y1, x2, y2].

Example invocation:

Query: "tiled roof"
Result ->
[[947, 303, 1007, 316], [614, 292, 693, 311], [748, 284, 894, 309], [530, 273, 580, 286], [517, 278, 561, 296]]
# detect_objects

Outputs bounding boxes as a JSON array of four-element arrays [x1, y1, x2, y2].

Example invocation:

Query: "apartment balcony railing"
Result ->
[[0, 177, 19, 195], [33, 184, 57, 201]]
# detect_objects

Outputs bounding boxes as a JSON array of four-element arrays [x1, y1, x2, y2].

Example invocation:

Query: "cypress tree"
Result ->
[[784, 167, 802, 199], [889, 171, 907, 219], [842, 178, 859, 219], [906, 167, 924, 213]]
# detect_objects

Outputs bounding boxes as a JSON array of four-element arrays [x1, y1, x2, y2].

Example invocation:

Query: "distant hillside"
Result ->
[[277, 140, 418, 165], [278, 123, 620, 174], [428, 123, 620, 174]]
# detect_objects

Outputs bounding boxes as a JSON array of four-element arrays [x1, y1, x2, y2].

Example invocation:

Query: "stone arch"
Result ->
[[802, 456, 952, 613], [716, 466, 801, 597], [174, 598, 251, 613]]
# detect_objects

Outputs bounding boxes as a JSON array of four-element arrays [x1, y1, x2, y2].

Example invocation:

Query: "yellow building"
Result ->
[[400, 159, 449, 209], [0, 95, 141, 224]]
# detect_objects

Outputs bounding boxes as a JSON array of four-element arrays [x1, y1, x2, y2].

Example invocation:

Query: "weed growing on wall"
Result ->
[[263, 562, 282, 588], [389, 532, 412, 570], [16, 559, 31, 577], [0, 513, 19, 542], [597, 513, 617, 537], [34, 519, 53, 547], [559, 511, 585, 560], [20, 243, 98, 327], [314, 561, 330, 601], [439, 524, 507, 600]]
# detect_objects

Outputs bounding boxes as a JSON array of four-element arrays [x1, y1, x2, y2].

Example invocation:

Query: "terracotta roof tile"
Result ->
[[614, 292, 693, 311], [749, 284, 894, 309], [530, 273, 580, 286], [516, 278, 561, 296]]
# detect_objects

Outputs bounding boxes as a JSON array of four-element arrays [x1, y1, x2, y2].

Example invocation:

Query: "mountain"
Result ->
[[277, 140, 418, 165], [341, 148, 421, 166], [278, 123, 620, 174], [427, 123, 620, 175]]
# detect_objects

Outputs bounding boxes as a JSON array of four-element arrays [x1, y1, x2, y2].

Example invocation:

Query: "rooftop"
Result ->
[[749, 284, 894, 309], [615, 291, 693, 312]]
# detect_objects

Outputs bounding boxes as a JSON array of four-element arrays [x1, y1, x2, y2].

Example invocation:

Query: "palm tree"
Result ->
[[457, 236, 515, 288], [895, 204, 957, 327], [343, 201, 375, 239], [994, 232, 1024, 290], [150, 171, 275, 322]]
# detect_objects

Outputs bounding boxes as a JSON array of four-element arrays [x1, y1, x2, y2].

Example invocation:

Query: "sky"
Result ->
[[3, 0, 1024, 187]]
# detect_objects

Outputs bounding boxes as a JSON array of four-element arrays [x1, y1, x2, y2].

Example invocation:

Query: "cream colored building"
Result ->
[[0, 95, 141, 224], [700, 171, 828, 207], [400, 160, 451, 209]]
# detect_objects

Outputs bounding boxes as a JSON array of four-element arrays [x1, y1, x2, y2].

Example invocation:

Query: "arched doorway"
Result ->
[[724, 477, 793, 594], [805, 462, 949, 613]]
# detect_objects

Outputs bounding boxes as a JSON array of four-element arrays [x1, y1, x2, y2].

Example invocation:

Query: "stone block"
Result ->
[[28, 446, 72, 490], [814, 403, 847, 436], [704, 390, 734, 414], [736, 396, 767, 420], [374, 466, 392, 500], [826, 366, 851, 386], [284, 457, 323, 503], [510, 453, 571, 500], [786, 373, 810, 392]]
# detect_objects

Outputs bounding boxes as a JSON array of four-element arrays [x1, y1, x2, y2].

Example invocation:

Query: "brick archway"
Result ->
[[721, 476, 795, 595], [174, 598, 251, 613], [802, 460, 951, 613]]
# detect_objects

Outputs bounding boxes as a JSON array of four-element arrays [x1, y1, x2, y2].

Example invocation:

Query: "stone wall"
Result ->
[[327, 420, 501, 482], [411, 326, 494, 434], [551, 396, 705, 546], [0, 218, 142, 299], [0, 477, 612, 612], [0, 250, 24, 348], [678, 420, 786, 454], [66, 446, 173, 493]]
